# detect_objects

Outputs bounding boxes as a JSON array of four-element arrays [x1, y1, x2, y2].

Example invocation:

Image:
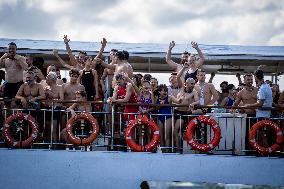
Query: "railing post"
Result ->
[[232, 110, 236, 155], [171, 107, 175, 152], [111, 104, 115, 150], [50, 101, 54, 149]]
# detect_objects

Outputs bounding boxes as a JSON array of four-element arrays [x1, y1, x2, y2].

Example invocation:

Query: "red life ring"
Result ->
[[125, 115, 160, 152], [249, 120, 283, 155], [66, 112, 99, 146], [3, 113, 39, 148], [186, 115, 221, 152]]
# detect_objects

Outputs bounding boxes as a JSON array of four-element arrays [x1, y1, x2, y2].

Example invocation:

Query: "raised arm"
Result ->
[[208, 72, 215, 83], [100, 68, 108, 93], [95, 38, 107, 59], [53, 49, 73, 70], [236, 73, 242, 85], [166, 41, 178, 70], [177, 63, 188, 87], [208, 84, 219, 105], [96, 58, 116, 70], [191, 41, 205, 68], [63, 35, 77, 67], [92, 70, 99, 99]]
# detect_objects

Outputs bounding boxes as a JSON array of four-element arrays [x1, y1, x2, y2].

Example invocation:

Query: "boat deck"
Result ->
[[0, 149, 283, 189]]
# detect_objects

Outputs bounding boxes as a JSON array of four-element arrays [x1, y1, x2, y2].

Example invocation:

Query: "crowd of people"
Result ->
[[0, 37, 283, 152]]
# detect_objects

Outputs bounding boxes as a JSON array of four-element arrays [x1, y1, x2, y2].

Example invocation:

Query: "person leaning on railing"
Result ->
[[194, 69, 219, 113], [240, 69, 273, 147], [42, 72, 64, 142]]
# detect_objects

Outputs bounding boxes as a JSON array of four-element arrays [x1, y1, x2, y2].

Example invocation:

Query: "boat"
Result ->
[[0, 38, 284, 189]]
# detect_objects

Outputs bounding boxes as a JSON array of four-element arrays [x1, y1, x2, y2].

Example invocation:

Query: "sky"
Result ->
[[0, 0, 284, 45], [1, 0, 284, 89]]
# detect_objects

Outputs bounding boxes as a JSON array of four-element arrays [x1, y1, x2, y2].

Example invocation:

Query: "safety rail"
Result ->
[[0, 99, 283, 156]]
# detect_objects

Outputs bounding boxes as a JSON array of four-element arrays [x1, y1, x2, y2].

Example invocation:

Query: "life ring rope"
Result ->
[[249, 120, 283, 155], [3, 113, 39, 148], [125, 115, 160, 152], [185, 115, 221, 152], [66, 112, 99, 146]]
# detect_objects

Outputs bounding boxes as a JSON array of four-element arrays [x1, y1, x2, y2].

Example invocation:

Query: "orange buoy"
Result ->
[[186, 115, 221, 152], [125, 115, 160, 152]]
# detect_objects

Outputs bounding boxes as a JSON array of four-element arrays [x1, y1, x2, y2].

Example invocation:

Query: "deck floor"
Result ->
[[0, 149, 283, 189]]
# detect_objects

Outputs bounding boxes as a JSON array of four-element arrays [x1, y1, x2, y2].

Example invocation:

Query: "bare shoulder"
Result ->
[[207, 83, 216, 90]]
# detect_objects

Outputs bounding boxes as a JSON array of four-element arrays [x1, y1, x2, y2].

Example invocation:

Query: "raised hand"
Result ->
[[211, 72, 216, 77], [101, 38, 107, 47], [63, 35, 70, 44], [191, 41, 198, 49], [1, 53, 9, 59], [93, 57, 102, 64], [169, 41, 175, 49]]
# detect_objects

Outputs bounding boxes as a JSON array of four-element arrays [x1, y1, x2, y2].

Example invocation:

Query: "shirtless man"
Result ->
[[44, 72, 64, 107], [233, 73, 258, 152], [62, 69, 85, 107], [122, 50, 134, 79], [63, 35, 106, 70], [99, 51, 131, 88], [15, 71, 45, 108], [100, 49, 118, 97], [234, 73, 258, 116], [241, 70, 273, 149], [0, 42, 28, 106], [43, 72, 64, 142], [174, 76, 200, 151], [166, 41, 205, 82], [14, 71, 45, 139], [194, 69, 219, 113]]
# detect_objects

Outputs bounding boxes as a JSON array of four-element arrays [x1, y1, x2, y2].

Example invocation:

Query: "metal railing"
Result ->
[[0, 99, 283, 156]]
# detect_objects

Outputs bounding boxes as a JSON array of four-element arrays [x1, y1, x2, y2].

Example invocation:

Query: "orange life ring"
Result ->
[[249, 120, 283, 155], [186, 115, 221, 152], [66, 112, 99, 146], [125, 115, 160, 152], [3, 113, 39, 148]]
